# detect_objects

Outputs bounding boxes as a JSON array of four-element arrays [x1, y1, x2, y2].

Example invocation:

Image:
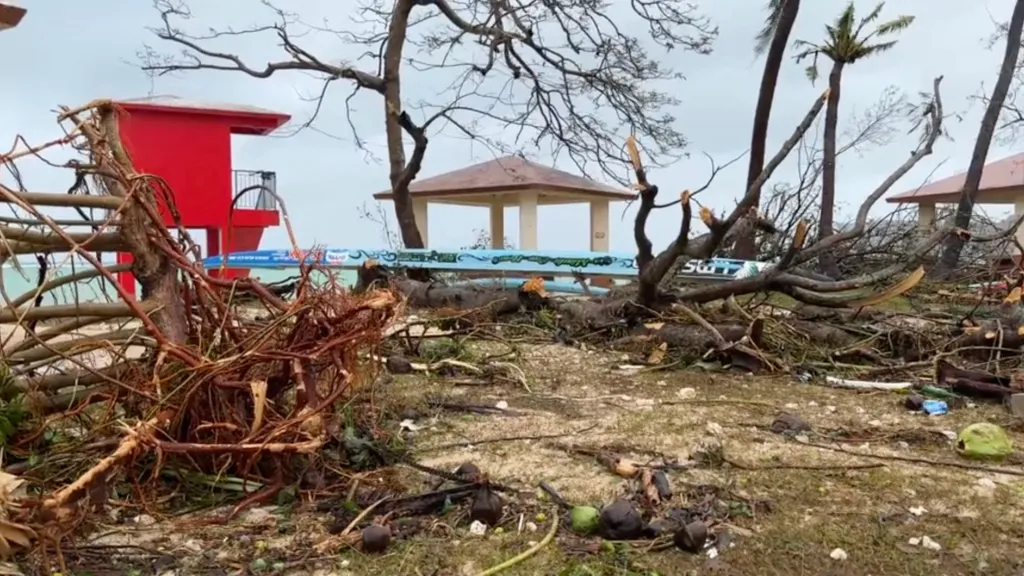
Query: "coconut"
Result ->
[[470, 486, 503, 526], [673, 520, 708, 553], [599, 499, 643, 540], [361, 524, 391, 553], [569, 505, 600, 534]]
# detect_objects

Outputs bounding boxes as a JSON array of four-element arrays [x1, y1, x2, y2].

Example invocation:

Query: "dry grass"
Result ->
[[50, 342, 1024, 575]]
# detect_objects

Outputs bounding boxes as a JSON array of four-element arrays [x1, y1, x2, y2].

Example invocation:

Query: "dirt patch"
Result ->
[[50, 343, 1024, 575]]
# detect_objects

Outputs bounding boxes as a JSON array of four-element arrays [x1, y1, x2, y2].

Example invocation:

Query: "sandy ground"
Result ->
[[38, 340, 1024, 576], [0, 317, 148, 379]]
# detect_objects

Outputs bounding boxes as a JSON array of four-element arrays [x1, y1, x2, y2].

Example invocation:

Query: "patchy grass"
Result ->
[[48, 343, 1024, 575]]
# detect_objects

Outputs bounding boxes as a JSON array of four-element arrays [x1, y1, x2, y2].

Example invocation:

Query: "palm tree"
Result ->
[[934, 0, 1024, 276], [733, 0, 801, 260], [794, 2, 914, 277]]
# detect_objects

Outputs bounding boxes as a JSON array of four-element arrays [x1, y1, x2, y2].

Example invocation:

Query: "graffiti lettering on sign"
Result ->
[[396, 250, 460, 264], [488, 254, 628, 269], [290, 248, 324, 262], [324, 251, 349, 264], [678, 259, 739, 277]]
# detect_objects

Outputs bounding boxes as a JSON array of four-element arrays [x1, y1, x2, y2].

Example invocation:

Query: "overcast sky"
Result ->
[[1, 0, 1019, 254]]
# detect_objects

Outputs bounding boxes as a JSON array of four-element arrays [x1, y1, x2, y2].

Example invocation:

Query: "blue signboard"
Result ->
[[201, 247, 772, 283]]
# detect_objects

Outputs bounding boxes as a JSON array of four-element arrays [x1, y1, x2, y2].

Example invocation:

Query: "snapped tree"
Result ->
[[933, 0, 1024, 276], [793, 1, 914, 278], [141, 0, 717, 249], [361, 77, 951, 322]]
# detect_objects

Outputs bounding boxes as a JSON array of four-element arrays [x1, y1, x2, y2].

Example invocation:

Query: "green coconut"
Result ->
[[956, 422, 1013, 460], [569, 505, 600, 534]]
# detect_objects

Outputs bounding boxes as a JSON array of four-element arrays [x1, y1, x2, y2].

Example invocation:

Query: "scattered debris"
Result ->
[[957, 423, 1014, 459], [829, 548, 849, 561]]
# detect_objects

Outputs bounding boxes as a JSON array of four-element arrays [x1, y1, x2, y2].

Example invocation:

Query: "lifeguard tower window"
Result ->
[[233, 169, 278, 211]]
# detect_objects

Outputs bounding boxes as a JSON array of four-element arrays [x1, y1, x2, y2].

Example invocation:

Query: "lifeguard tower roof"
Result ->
[[0, 1, 26, 31], [113, 96, 291, 136]]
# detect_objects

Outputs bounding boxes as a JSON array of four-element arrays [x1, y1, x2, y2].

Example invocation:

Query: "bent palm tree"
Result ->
[[794, 2, 914, 277], [733, 0, 801, 260], [934, 0, 1024, 275]]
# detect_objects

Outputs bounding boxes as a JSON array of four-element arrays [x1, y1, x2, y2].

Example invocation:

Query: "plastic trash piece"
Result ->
[[956, 423, 1013, 460], [825, 376, 913, 391], [921, 400, 948, 415], [920, 386, 962, 400]]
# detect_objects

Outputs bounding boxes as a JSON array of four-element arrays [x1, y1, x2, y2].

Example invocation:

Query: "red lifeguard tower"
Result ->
[[110, 96, 291, 293]]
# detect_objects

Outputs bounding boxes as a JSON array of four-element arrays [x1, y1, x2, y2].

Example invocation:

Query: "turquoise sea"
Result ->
[[0, 263, 357, 304]]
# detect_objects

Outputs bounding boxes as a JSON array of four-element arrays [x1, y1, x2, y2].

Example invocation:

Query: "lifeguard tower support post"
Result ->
[[110, 97, 291, 294]]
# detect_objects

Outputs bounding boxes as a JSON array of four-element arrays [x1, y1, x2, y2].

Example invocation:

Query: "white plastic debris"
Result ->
[[707, 547, 719, 559], [908, 506, 927, 516], [469, 521, 488, 536], [399, 419, 420, 432], [908, 537, 921, 546], [677, 387, 697, 400], [829, 548, 848, 561], [921, 536, 941, 551], [494, 400, 509, 410], [825, 376, 913, 391]]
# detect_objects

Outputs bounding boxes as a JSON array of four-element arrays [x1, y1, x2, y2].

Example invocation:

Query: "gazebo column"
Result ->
[[489, 198, 505, 249], [589, 199, 610, 251], [412, 198, 429, 247], [589, 199, 613, 288], [519, 191, 538, 250], [917, 202, 936, 236]]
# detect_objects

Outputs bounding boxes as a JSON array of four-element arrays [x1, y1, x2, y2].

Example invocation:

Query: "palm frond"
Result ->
[[797, 1, 911, 67], [859, 40, 899, 57], [791, 41, 819, 61], [835, 2, 857, 35], [875, 15, 915, 36], [858, 2, 885, 29], [805, 64, 820, 84], [754, 0, 788, 55]]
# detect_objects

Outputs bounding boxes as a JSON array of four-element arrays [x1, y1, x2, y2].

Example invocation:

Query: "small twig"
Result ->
[[803, 441, 1024, 476], [420, 424, 598, 453], [339, 498, 385, 536], [724, 457, 884, 471], [474, 505, 559, 576]]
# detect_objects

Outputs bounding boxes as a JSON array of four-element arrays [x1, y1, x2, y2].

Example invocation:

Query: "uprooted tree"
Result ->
[[141, 0, 717, 249], [0, 101, 399, 558]]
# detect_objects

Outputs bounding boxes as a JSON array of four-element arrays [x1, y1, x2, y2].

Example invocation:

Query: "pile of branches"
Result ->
[[369, 81, 950, 315], [359, 77, 1024, 374], [0, 102, 400, 556]]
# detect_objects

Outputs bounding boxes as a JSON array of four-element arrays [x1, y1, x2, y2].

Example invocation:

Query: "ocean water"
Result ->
[[0, 264, 358, 304]]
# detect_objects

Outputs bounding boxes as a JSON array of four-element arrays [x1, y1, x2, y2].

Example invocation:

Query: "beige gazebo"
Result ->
[[373, 155, 635, 250], [887, 152, 1024, 246], [0, 1, 25, 31]]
